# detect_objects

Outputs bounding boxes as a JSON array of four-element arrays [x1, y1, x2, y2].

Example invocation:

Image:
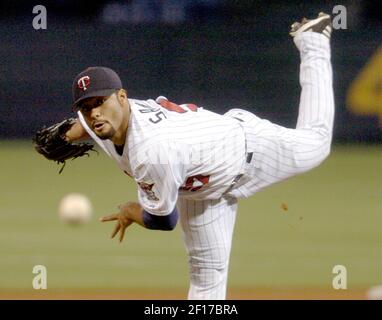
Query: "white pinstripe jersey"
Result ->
[[78, 97, 246, 216]]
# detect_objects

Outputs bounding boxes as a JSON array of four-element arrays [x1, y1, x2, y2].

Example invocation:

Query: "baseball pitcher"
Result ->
[[34, 13, 334, 299]]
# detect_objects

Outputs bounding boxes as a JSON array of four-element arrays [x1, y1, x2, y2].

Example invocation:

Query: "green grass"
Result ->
[[0, 141, 381, 291]]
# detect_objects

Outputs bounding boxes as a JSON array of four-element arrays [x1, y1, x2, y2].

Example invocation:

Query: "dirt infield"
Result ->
[[0, 288, 368, 300]]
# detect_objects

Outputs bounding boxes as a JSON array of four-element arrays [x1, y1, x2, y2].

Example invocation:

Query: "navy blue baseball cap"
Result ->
[[72, 66, 122, 109]]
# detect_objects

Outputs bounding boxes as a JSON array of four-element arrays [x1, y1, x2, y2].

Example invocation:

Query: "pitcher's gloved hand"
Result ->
[[33, 118, 95, 173]]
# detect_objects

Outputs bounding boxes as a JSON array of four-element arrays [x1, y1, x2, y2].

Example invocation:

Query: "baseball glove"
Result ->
[[33, 118, 95, 173]]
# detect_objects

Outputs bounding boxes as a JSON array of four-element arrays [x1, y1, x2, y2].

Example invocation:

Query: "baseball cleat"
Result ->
[[290, 12, 332, 39]]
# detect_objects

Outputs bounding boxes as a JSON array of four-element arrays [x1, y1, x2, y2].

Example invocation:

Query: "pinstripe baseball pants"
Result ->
[[178, 32, 334, 299]]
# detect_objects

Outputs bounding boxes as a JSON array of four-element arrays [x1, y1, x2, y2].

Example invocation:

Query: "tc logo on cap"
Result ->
[[77, 76, 90, 91]]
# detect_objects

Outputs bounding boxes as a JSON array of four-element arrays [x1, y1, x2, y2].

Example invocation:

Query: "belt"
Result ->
[[224, 152, 253, 195], [223, 114, 252, 195]]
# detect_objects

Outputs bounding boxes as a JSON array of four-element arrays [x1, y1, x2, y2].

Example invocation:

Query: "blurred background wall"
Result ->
[[0, 0, 381, 142]]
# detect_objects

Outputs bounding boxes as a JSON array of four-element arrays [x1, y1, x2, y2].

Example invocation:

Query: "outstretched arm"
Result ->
[[100, 202, 179, 242]]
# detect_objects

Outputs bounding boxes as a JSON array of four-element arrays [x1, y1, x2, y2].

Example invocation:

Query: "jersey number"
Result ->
[[146, 99, 198, 124], [149, 111, 166, 123], [180, 174, 210, 192]]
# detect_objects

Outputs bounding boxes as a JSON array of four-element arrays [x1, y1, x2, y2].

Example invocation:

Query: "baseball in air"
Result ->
[[58, 193, 93, 225]]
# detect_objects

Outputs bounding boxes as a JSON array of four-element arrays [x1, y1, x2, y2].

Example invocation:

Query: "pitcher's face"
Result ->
[[79, 92, 124, 140]]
